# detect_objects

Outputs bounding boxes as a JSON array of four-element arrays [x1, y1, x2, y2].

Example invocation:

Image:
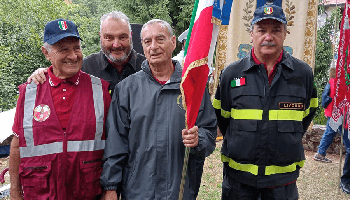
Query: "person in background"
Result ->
[[101, 19, 217, 200], [313, 65, 350, 194], [9, 19, 111, 199], [213, 3, 317, 199], [313, 67, 337, 163], [172, 29, 188, 66]]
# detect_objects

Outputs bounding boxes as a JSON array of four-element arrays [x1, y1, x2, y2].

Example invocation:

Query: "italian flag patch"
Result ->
[[58, 21, 68, 30], [231, 77, 246, 87]]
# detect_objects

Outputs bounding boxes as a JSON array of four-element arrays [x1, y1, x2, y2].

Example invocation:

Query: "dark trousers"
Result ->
[[341, 129, 350, 185], [221, 174, 298, 200]]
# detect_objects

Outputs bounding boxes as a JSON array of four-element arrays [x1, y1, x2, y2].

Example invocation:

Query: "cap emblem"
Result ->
[[264, 7, 273, 15], [58, 21, 68, 30]]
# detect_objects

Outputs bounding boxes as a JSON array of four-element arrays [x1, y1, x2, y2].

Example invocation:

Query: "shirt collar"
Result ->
[[48, 66, 81, 87], [251, 47, 283, 65]]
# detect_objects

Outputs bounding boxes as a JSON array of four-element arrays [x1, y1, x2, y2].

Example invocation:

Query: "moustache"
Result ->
[[110, 47, 125, 52], [261, 42, 276, 47]]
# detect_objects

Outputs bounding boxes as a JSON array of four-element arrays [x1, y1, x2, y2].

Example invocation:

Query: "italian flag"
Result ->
[[231, 77, 246, 87], [180, 0, 220, 129]]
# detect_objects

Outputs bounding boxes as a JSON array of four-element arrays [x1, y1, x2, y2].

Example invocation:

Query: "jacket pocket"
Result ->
[[273, 121, 304, 165], [228, 120, 258, 162], [75, 158, 103, 198], [19, 162, 51, 200]]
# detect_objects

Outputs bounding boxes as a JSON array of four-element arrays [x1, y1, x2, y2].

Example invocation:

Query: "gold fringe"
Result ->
[[212, 17, 222, 26], [180, 57, 209, 111], [211, 25, 229, 100], [302, 0, 318, 71]]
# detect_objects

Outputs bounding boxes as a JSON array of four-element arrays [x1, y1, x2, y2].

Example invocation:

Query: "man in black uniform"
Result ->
[[213, 3, 318, 200]]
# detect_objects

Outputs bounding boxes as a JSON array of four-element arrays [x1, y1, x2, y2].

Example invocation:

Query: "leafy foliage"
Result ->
[[0, 0, 78, 111], [114, 0, 194, 54], [314, 7, 341, 125], [0, 0, 194, 112]]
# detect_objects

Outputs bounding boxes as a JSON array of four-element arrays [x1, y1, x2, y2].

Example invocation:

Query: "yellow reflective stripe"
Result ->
[[221, 109, 231, 118], [303, 108, 310, 118], [221, 155, 259, 175], [231, 109, 263, 120], [265, 160, 305, 175], [269, 110, 304, 121], [222, 154, 304, 176], [212, 98, 231, 118], [310, 98, 318, 108], [212, 98, 221, 109]]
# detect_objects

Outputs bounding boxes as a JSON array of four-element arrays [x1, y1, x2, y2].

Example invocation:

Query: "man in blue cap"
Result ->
[[213, 3, 318, 199], [9, 19, 111, 199]]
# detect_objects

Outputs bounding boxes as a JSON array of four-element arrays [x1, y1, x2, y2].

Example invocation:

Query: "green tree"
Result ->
[[314, 6, 341, 124], [114, 0, 194, 54]]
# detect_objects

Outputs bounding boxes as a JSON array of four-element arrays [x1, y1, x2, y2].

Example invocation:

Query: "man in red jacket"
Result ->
[[9, 19, 111, 200]]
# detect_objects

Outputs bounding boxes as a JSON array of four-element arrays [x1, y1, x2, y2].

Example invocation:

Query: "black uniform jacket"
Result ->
[[213, 51, 318, 188]]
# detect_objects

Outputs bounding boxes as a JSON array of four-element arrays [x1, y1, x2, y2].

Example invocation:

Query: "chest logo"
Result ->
[[279, 102, 304, 110], [231, 77, 246, 88], [33, 104, 51, 122], [177, 95, 185, 110]]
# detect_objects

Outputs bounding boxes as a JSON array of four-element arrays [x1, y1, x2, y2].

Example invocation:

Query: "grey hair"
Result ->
[[43, 42, 52, 52], [140, 19, 174, 40], [100, 11, 131, 34], [250, 23, 287, 32]]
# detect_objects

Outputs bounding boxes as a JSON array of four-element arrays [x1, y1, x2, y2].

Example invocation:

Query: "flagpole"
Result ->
[[339, 105, 346, 194], [178, 0, 199, 199]]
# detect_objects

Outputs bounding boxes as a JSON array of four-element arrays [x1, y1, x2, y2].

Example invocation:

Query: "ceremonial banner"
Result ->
[[225, 0, 318, 69], [332, 0, 350, 131]]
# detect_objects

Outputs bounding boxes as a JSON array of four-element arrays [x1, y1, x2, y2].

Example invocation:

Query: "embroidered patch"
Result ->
[[279, 102, 304, 110], [231, 77, 246, 88], [177, 94, 185, 110], [264, 7, 273, 15], [58, 21, 68, 30], [33, 104, 51, 122]]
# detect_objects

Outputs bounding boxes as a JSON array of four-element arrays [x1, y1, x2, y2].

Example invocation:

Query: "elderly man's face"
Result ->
[[100, 18, 132, 65], [42, 37, 83, 79], [141, 23, 176, 67], [250, 19, 286, 57]]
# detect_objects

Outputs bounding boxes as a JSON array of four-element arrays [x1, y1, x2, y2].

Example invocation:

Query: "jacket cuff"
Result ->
[[103, 186, 117, 191]]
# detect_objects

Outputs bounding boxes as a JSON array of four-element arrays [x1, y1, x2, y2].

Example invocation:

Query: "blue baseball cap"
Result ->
[[43, 19, 82, 45], [251, 4, 287, 26]]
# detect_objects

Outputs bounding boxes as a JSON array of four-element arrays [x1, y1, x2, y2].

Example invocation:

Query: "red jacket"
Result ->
[[324, 78, 336, 117], [14, 71, 110, 200]]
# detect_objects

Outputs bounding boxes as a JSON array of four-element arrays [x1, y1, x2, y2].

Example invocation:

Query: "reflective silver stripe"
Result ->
[[23, 82, 37, 147], [20, 76, 105, 158], [67, 140, 105, 152], [90, 75, 104, 141], [19, 142, 63, 158]]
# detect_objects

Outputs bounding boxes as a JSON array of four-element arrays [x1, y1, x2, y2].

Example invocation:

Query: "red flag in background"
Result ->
[[332, 0, 350, 130]]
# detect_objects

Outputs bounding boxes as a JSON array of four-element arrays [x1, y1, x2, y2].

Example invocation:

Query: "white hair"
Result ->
[[100, 11, 131, 34], [43, 42, 52, 52], [140, 19, 174, 40]]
